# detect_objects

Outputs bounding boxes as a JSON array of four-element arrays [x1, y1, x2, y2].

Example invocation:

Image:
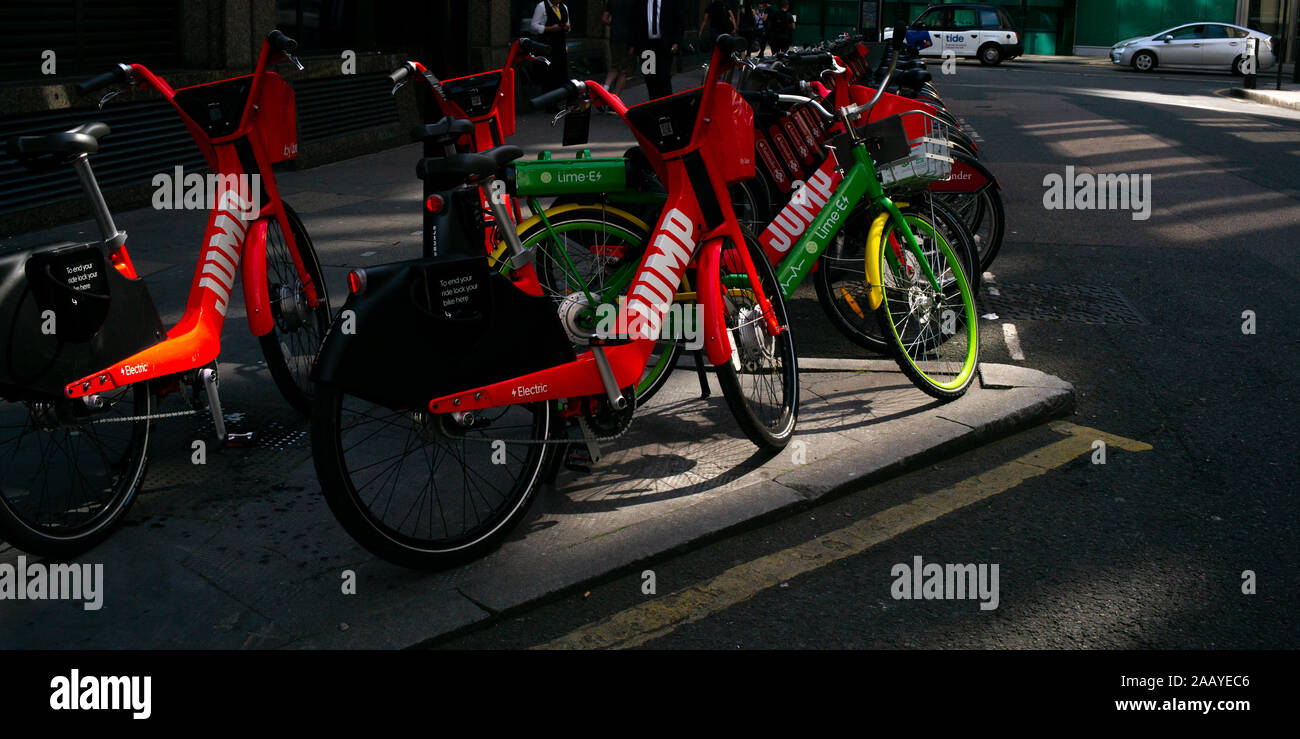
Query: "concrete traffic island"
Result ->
[[0, 359, 1073, 649]]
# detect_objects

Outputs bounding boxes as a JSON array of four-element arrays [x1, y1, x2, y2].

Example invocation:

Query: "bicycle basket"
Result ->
[[871, 111, 953, 194], [705, 84, 755, 184], [174, 74, 257, 139], [0, 240, 165, 397], [442, 69, 515, 136], [254, 71, 298, 162], [625, 88, 704, 154]]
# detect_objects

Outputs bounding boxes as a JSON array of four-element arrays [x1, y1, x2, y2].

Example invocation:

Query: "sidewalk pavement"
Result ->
[[0, 70, 1075, 649], [1012, 53, 1300, 112], [1016, 54, 1112, 66], [1225, 80, 1300, 111]]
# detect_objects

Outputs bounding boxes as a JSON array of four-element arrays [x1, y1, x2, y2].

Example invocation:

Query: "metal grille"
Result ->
[[1, 72, 400, 218], [294, 71, 401, 142], [982, 282, 1148, 326], [0, 99, 204, 216]]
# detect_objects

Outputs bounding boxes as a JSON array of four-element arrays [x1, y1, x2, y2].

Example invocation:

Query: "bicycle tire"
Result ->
[[814, 197, 976, 354], [934, 154, 1005, 271], [259, 203, 332, 416], [0, 383, 152, 557], [875, 209, 979, 400], [713, 227, 799, 452], [312, 381, 552, 570]]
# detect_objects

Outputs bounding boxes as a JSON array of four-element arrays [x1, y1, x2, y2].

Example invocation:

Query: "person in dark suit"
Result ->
[[630, 0, 685, 99]]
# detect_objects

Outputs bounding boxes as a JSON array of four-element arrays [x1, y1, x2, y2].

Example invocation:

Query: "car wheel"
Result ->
[[1132, 51, 1156, 72], [978, 44, 1002, 66], [1232, 55, 1246, 76]]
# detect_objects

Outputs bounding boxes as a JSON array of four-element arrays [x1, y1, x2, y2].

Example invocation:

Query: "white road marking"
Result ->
[[1002, 323, 1025, 361]]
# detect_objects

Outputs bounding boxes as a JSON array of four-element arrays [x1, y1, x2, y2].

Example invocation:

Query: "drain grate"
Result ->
[[982, 282, 1147, 325]]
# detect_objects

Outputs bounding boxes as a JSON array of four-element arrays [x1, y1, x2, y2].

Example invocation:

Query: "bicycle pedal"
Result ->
[[222, 431, 256, 449], [563, 446, 594, 474]]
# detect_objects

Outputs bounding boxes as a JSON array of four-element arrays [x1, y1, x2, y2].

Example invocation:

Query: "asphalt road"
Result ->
[[435, 61, 1300, 649]]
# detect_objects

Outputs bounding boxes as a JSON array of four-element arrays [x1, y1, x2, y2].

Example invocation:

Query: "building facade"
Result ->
[[2, 1, 1295, 232], [873, 0, 1296, 57]]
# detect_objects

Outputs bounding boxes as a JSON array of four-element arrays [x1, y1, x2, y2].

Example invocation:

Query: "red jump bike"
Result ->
[[0, 30, 330, 556], [310, 35, 798, 569]]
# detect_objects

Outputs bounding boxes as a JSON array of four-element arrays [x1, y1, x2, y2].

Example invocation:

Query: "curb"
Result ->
[[399, 365, 1076, 650], [1014, 56, 1112, 67], [1222, 86, 1300, 111]]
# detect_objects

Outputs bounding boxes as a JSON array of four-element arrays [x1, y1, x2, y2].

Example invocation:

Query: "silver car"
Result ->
[[1110, 22, 1276, 74]]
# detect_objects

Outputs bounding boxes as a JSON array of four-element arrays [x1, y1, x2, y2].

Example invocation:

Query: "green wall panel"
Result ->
[[1075, 0, 1237, 47]]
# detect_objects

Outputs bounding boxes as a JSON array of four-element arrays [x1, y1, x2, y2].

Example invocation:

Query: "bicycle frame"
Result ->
[[741, 61, 943, 308], [63, 37, 317, 401], [399, 40, 556, 292], [425, 45, 777, 415], [771, 134, 938, 310]]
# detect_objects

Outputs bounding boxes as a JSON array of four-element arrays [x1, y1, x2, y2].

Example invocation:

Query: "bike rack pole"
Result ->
[[1245, 37, 1258, 90]]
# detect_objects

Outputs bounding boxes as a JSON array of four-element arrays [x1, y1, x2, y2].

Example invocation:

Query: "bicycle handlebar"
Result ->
[[776, 94, 835, 120], [714, 34, 749, 56], [519, 38, 551, 57], [76, 30, 301, 98], [267, 29, 298, 53], [837, 23, 906, 121], [788, 51, 833, 67], [530, 83, 575, 110], [389, 62, 413, 85], [76, 64, 131, 94]]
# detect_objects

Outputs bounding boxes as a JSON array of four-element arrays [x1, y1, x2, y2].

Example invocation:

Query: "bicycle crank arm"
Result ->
[[199, 367, 255, 445], [200, 367, 227, 441]]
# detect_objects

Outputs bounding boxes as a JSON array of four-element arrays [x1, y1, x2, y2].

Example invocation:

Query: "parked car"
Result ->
[[1110, 22, 1277, 74], [882, 3, 1022, 66]]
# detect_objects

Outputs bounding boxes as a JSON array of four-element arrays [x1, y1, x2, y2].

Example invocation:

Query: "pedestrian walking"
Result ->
[[631, 0, 684, 100], [603, 0, 636, 99], [737, 1, 758, 56], [699, 1, 737, 49], [765, 0, 795, 55]]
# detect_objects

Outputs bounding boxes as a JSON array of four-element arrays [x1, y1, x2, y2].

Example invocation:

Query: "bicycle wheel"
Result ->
[[516, 205, 681, 405], [713, 228, 799, 452], [730, 177, 772, 237], [934, 157, 1005, 272], [875, 209, 979, 400], [0, 384, 151, 556], [312, 382, 552, 570], [815, 197, 976, 353], [259, 203, 332, 416]]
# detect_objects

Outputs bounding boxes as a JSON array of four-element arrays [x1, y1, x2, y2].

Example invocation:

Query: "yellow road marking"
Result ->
[[537, 422, 1151, 650]]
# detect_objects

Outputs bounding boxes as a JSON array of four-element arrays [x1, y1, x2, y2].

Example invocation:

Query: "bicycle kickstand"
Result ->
[[693, 351, 711, 399]]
